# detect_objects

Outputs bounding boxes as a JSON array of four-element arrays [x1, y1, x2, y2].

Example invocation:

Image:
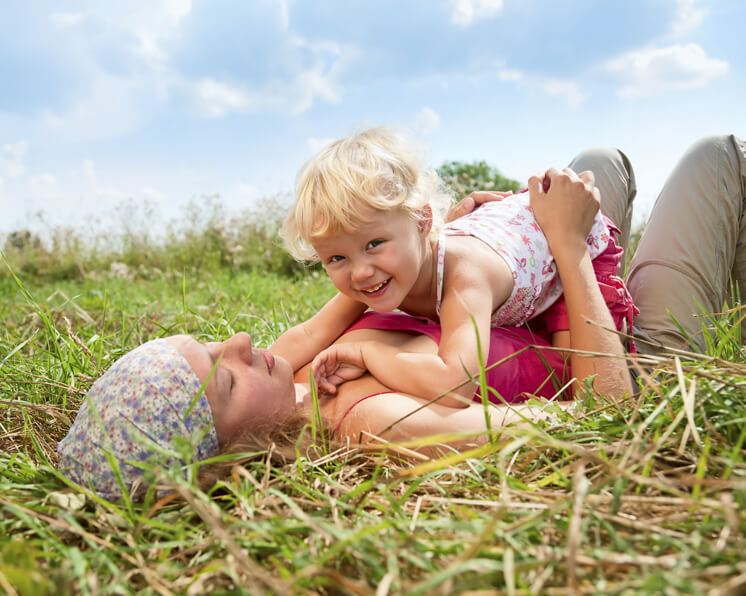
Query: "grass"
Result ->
[[1, 216, 746, 595]]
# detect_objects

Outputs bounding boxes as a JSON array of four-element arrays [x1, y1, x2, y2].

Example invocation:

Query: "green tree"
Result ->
[[437, 160, 521, 199]]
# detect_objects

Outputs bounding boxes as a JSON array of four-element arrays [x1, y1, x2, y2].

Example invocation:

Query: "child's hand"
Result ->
[[445, 190, 514, 222], [311, 343, 368, 394]]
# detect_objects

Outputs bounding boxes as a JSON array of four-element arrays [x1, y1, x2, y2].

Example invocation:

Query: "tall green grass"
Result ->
[[1, 194, 309, 282], [1, 204, 745, 594]]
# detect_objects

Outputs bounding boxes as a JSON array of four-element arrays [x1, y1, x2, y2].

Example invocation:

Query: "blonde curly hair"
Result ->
[[282, 127, 452, 261]]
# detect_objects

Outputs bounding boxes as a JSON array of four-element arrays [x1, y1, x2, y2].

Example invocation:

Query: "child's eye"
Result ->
[[327, 255, 345, 264], [366, 239, 384, 250]]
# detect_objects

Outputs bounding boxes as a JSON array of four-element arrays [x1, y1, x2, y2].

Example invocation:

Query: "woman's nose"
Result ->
[[223, 332, 253, 364]]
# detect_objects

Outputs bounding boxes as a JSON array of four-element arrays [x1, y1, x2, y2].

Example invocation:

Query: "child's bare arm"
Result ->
[[313, 253, 511, 406], [270, 293, 367, 372]]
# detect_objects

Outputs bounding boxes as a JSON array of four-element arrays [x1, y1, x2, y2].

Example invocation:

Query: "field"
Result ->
[[1, 208, 745, 595]]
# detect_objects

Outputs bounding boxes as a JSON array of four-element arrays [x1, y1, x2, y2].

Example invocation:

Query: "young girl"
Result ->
[[274, 127, 632, 406]]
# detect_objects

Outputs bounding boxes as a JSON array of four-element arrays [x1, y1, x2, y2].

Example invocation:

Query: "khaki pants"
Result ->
[[568, 135, 746, 354]]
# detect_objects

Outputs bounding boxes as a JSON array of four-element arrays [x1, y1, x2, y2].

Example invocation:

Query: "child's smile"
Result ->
[[311, 206, 432, 312]]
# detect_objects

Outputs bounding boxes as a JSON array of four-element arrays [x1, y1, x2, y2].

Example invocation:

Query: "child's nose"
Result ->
[[351, 259, 374, 283]]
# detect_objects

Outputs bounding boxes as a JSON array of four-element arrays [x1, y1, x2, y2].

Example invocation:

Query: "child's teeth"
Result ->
[[365, 281, 385, 292]]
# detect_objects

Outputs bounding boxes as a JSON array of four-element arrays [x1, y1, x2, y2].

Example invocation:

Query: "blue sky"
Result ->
[[1, 0, 744, 236]]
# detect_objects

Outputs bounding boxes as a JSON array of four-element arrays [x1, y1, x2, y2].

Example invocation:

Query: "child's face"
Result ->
[[311, 207, 430, 312]]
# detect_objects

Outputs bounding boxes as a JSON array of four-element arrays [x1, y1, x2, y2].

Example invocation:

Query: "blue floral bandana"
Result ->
[[57, 339, 219, 500]]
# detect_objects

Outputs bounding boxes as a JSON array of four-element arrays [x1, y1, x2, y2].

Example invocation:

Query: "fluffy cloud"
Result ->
[[0, 141, 28, 179], [192, 78, 256, 118], [670, 0, 708, 38], [414, 107, 441, 135], [142, 187, 165, 203], [307, 137, 335, 154], [29, 173, 58, 202], [41, 75, 148, 142], [450, 0, 504, 27], [186, 36, 352, 117], [492, 66, 584, 108], [497, 69, 523, 82], [49, 12, 86, 27], [541, 80, 584, 108], [605, 43, 729, 98]]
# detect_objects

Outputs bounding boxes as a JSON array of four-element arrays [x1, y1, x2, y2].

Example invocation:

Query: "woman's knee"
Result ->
[[678, 134, 746, 184]]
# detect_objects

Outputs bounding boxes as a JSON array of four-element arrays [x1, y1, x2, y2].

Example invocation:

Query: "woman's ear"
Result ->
[[417, 205, 433, 236]]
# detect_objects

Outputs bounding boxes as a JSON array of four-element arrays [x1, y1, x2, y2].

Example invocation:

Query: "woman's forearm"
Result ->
[[552, 243, 632, 398]]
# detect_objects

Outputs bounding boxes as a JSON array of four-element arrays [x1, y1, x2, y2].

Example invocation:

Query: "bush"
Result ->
[[437, 160, 521, 199]]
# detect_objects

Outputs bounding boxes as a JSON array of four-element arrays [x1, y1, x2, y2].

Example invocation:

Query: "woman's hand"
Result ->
[[528, 168, 600, 254], [445, 190, 514, 223], [311, 342, 368, 394]]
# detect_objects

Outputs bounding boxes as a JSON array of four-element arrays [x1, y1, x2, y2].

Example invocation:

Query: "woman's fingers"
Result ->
[[445, 191, 514, 222], [529, 166, 601, 244], [577, 169, 595, 187]]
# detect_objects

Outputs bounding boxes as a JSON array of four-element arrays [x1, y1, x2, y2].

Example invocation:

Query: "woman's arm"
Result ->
[[336, 390, 566, 451], [529, 169, 632, 398]]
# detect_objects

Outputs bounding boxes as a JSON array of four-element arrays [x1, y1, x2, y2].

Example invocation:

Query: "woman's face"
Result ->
[[168, 333, 297, 445]]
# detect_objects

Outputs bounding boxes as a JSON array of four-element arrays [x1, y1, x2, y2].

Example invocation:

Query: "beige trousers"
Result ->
[[568, 135, 746, 354]]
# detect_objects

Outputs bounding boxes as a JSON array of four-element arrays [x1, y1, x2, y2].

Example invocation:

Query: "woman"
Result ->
[[57, 134, 745, 500]]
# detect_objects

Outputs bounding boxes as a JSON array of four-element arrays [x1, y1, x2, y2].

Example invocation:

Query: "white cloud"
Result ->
[[142, 187, 165, 203], [77, 159, 134, 205], [236, 183, 259, 198], [41, 75, 146, 142], [128, 0, 191, 66], [290, 38, 350, 114], [193, 78, 255, 117], [498, 69, 523, 82], [83, 159, 97, 188], [278, 0, 289, 29], [307, 137, 335, 154], [185, 37, 353, 117], [49, 12, 87, 27], [1, 141, 29, 179], [670, 0, 708, 38], [542, 80, 584, 108], [492, 66, 584, 108], [163, 0, 191, 21], [29, 173, 58, 201], [414, 107, 441, 135], [605, 43, 729, 98], [450, 0, 504, 27]]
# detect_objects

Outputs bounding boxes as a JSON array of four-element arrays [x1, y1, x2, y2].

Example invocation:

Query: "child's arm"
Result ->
[[270, 293, 368, 372], [313, 248, 512, 407]]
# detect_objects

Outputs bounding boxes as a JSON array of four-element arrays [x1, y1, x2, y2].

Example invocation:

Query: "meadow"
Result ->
[[1, 195, 745, 595]]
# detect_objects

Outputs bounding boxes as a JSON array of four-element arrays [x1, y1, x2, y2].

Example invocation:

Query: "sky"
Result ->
[[1, 0, 744, 237]]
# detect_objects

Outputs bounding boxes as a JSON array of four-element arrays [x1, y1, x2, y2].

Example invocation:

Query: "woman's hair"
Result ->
[[197, 408, 338, 490], [283, 126, 452, 261]]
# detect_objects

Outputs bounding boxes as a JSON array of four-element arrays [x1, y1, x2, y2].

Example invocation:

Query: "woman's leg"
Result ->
[[627, 135, 746, 353], [568, 147, 637, 252]]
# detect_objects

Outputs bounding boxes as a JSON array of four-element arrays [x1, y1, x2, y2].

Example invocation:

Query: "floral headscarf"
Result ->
[[57, 339, 219, 500]]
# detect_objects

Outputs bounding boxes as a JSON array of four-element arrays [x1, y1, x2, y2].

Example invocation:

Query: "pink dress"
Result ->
[[343, 311, 570, 405]]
